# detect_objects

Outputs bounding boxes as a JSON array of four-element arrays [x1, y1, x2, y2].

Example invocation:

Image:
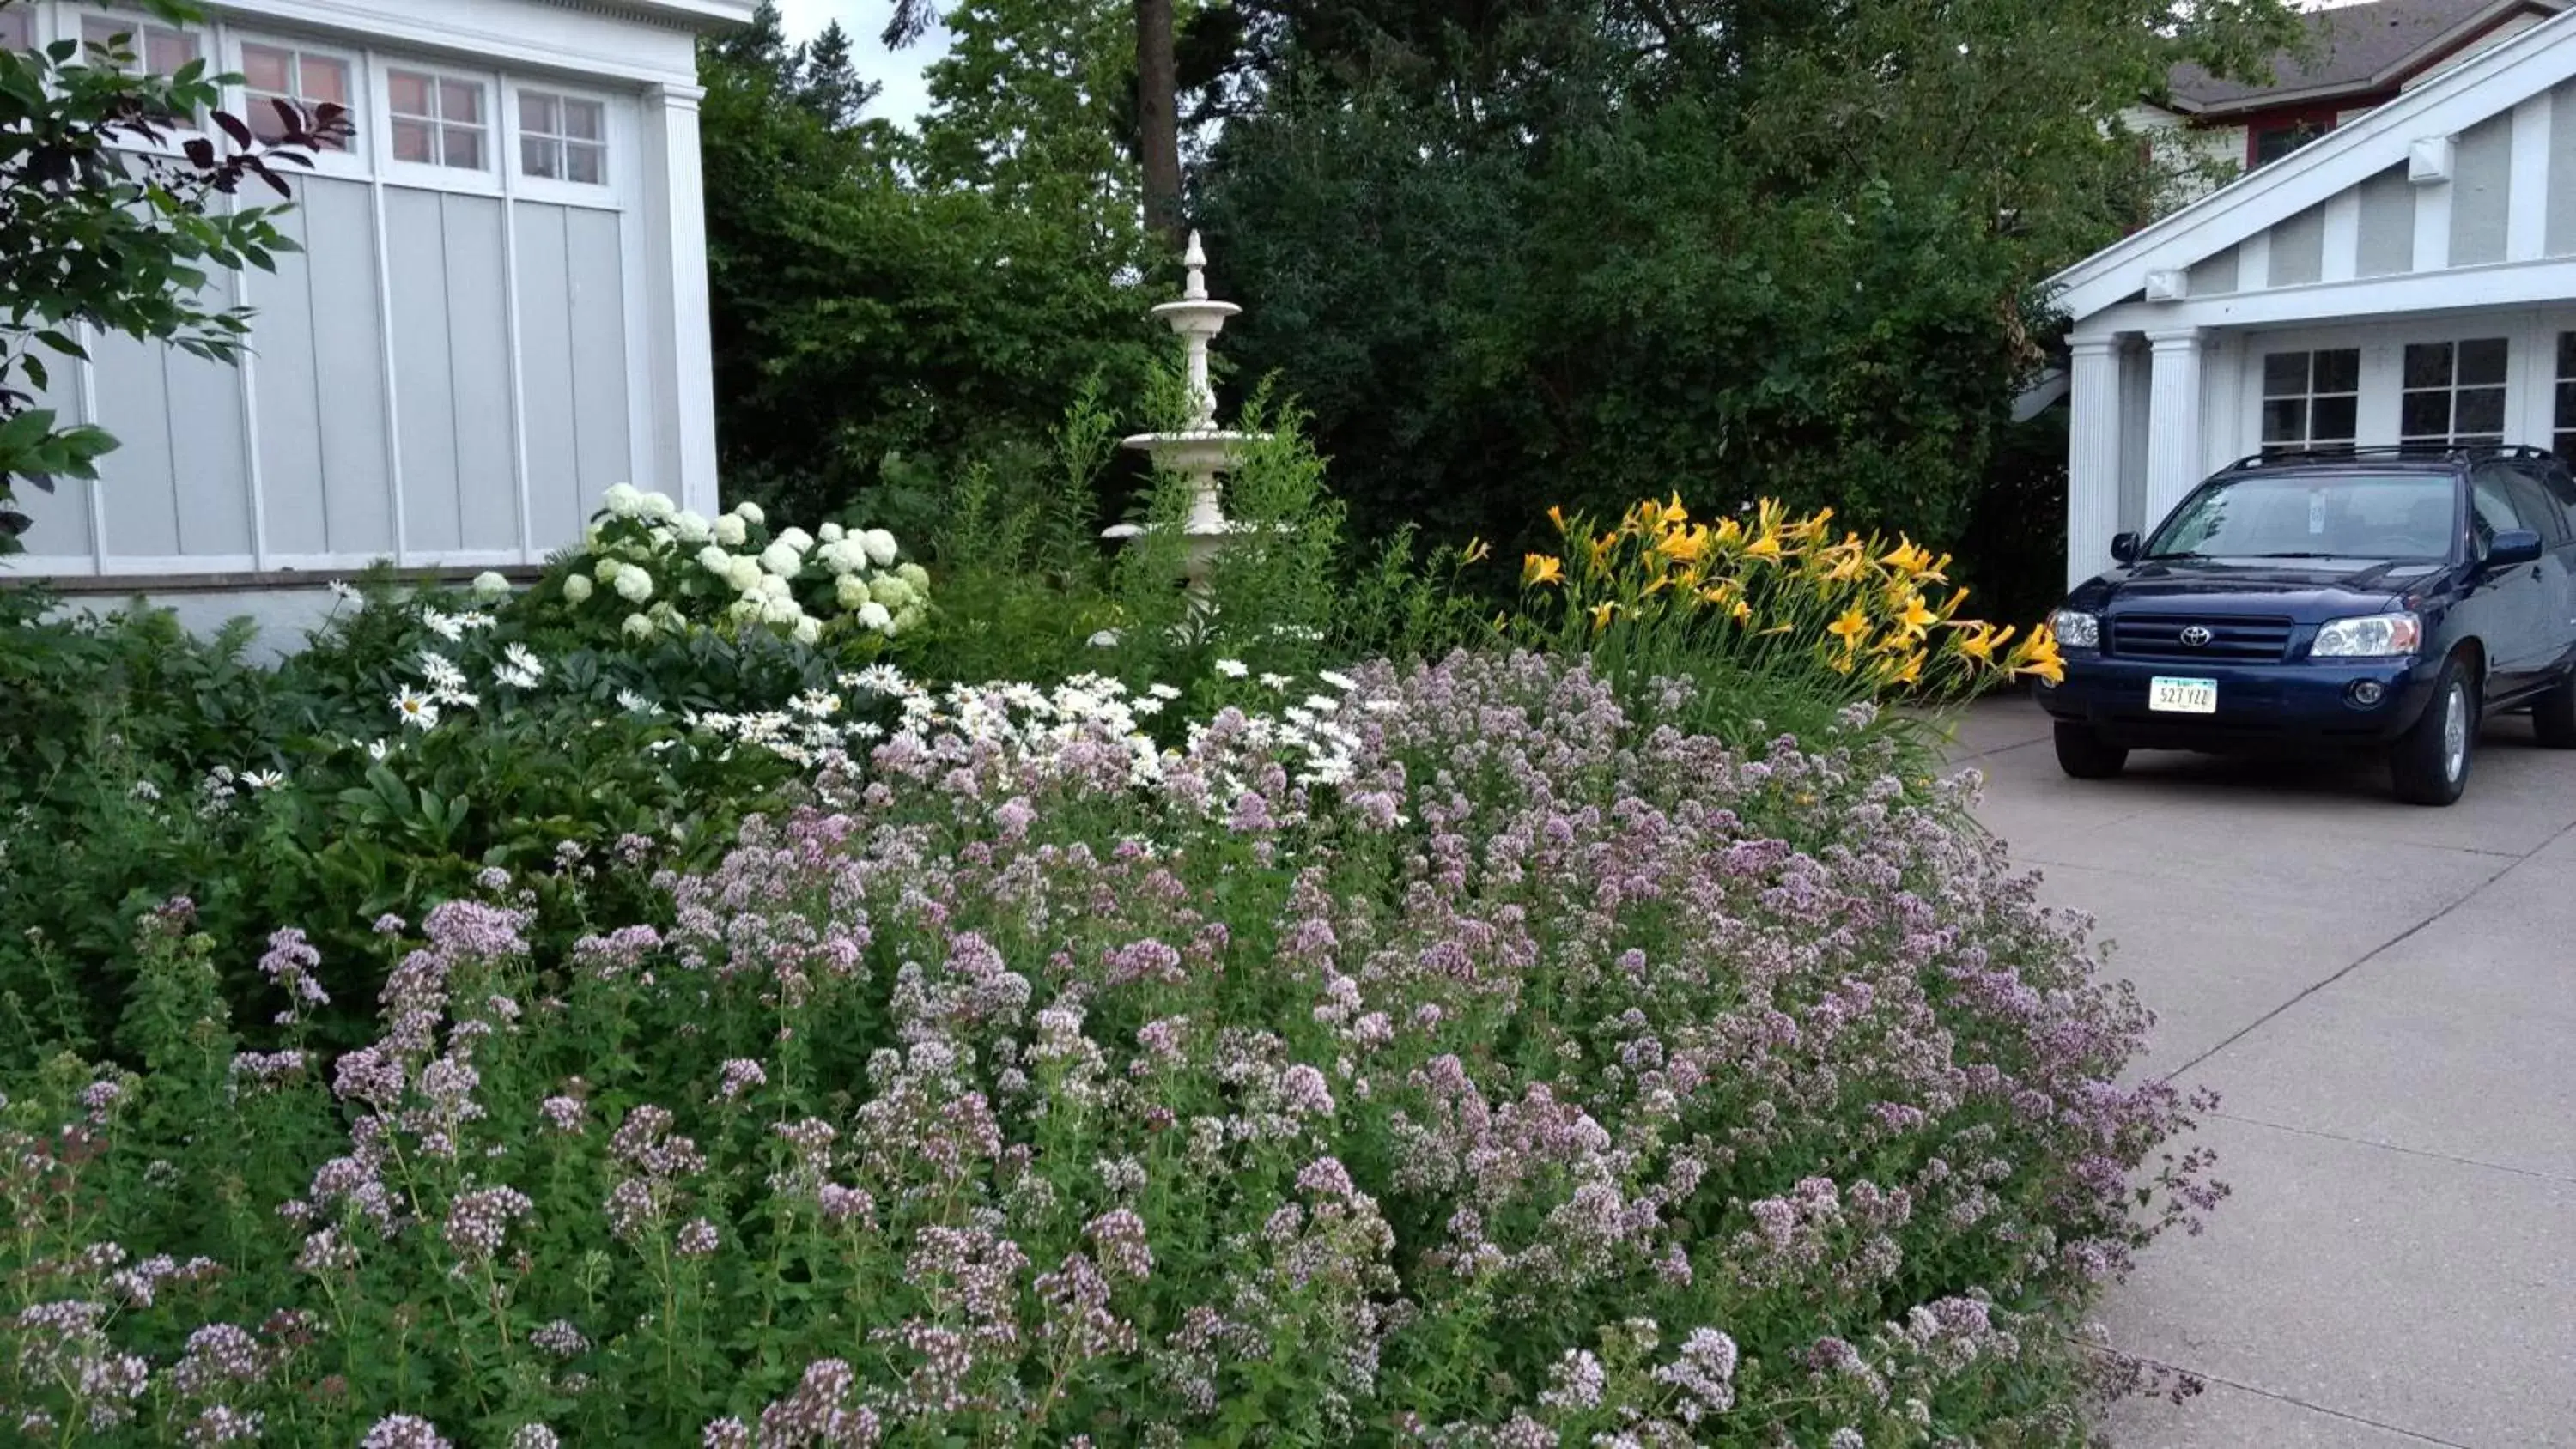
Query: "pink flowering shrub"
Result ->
[[0, 652, 2215, 1444]]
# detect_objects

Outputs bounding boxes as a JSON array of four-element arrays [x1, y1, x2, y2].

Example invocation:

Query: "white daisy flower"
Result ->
[[1214, 658, 1249, 679], [617, 688, 654, 714], [844, 664, 908, 696], [419, 609, 465, 642], [503, 643, 545, 680], [242, 769, 285, 791], [1318, 670, 1358, 692], [366, 739, 392, 761], [326, 579, 358, 603], [1258, 673, 1292, 691], [393, 688, 441, 730]]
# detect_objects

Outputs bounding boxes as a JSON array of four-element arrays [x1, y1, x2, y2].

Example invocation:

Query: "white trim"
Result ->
[[620, 204, 655, 495], [76, 321, 106, 574], [2415, 170, 2455, 270], [2507, 89, 2554, 258], [643, 81, 718, 515], [2087, 253, 2576, 333], [363, 48, 409, 567], [2052, 6, 2576, 319], [497, 80, 535, 566], [2145, 329, 2208, 528], [196, 0, 710, 86], [223, 15, 274, 573]]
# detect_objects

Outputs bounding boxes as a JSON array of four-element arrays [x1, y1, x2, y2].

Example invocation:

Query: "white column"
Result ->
[[2066, 334, 2125, 588], [643, 82, 721, 518], [2144, 327, 2207, 533]]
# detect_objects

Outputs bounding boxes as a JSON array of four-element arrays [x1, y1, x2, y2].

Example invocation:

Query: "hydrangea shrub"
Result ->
[[536, 486, 929, 648], [0, 654, 2215, 1444]]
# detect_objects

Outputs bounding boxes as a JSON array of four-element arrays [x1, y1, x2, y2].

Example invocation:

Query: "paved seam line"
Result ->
[[2138, 1361, 2475, 1447], [2208, 1109, 2576, 1186], [2159, 848, 2536, 1084]]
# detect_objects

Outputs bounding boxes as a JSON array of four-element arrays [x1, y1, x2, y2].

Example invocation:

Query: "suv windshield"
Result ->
[[2146, 473, 2458, 561]]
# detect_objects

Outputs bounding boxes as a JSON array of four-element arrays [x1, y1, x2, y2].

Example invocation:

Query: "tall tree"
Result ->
[[1136, 0, 1184, 243]]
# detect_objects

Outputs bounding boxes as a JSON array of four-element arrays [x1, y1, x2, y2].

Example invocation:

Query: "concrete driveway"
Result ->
[[1954, 698, 2576, 1448]]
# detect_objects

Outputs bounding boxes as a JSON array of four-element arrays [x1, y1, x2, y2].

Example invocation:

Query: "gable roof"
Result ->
[[2052, 3, 2576, 321], [2166, 0, 2565, 116]]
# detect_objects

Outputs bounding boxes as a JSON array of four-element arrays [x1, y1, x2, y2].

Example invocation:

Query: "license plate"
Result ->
[[2149, 676, 2218, 714]]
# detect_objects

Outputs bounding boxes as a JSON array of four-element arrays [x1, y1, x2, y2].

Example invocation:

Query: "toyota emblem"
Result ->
[[2178, 625, 2214, 647]]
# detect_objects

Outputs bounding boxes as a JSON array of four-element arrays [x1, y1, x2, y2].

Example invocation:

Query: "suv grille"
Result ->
[[2110, 614, 2294, 663]]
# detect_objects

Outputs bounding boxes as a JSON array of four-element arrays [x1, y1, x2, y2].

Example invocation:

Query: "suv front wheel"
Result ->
[[2053, 722, 2129, 780], [2391, 660, 2476, 806]]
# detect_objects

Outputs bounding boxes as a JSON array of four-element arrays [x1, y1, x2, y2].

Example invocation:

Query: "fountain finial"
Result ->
[[1182, 230, 1209, 301]]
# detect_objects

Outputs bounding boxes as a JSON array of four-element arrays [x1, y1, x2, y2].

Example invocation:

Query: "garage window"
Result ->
[[2259, 348, 2360, 455], [2401, 338, 2509, 450]]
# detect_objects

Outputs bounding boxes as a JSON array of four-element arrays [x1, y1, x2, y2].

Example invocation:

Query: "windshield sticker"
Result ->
[[2309, 490, 2327, 535]]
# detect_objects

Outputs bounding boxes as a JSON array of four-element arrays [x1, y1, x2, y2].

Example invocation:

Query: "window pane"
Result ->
[[2558, 379, 2576, 429], [2456, 385, 2508, 436], [240, 44, 292, 93], [440, 79, 482, 124], [520, 92, 559, 136], [301, 56, 349, 106], [2401, 391, 2451, 439], [389, 70, 431, 117], [144, 27, 196, 77], [2404, 343, 2455, 390], [2313, 348, 2360, 395], [0, 9, 29, 50], [442, 124, 483, 170], [566, 142, 604, 185], [2262, 352, 2308, 397], [522, 136, 558, 178], [2459, 336, 2510, 386], [391, 118, 434, 163], [2312, 395, 2359, 443], [562, 99, 604, 142], [2261, 398, 2307, 443], [2561, 331, 2576, 379], [248, 95, 296, 143]]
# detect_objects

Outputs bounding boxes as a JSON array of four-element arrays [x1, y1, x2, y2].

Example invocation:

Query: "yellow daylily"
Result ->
[[1896, 593, 1939, 638], [1656, 525, 1709, 565], [1589, 601, 1619, 633], [1744, 530, 1783, 562], [1523, 553, 1565, 587], [1547, 505, 1569, 535], [1880, 539, 1933, 575], [1827, 605, 1872, 651], [1462, 537, 1492, 564], [1661, 493, 1691, 526]]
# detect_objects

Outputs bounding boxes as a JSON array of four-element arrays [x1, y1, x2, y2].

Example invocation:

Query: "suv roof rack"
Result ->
[[2220, 443, 2559, 472]]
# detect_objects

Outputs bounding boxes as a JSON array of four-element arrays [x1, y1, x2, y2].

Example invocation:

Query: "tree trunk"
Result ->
[[1136, 0, 1184, 247]]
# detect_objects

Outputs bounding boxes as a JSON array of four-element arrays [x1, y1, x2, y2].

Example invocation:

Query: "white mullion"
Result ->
[[216, 17, 271, 573], [76, 320, 106, 574], [365, 47, 409, 567], [498, 70, 534, 563]]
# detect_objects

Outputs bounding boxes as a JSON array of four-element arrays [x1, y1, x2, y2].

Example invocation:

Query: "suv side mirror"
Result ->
[[2487, 528, 2544, 569], [2111, 532, 2140, 565]]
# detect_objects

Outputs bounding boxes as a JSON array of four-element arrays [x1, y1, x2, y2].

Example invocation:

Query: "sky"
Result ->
[[775, 0, 952, 128]]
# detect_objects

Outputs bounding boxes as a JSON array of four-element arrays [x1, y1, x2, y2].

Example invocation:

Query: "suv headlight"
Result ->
[[2312, 612, 2422, 658], [2050, 609, 2100, 650]]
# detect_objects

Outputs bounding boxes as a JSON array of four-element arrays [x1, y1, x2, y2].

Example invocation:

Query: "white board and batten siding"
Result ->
[[9, 0, 744, 585], [2050, 9, 2576, 585]]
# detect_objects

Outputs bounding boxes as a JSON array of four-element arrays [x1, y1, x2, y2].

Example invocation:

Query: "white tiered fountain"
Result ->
[[1103, 231, 1268, 588]]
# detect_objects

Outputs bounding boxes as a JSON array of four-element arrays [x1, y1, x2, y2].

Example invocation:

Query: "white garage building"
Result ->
[[4, 0, 747, 596], [2050, 4, 2576, 586]]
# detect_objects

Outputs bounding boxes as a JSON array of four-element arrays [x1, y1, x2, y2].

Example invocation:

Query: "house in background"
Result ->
[[2048, 3, 2576, 586], [3, 0, 750, 644], [2131, 0, 2567, 203]]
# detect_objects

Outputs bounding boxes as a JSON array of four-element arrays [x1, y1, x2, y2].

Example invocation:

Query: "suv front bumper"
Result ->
[[2035, 653, 2443, 749]]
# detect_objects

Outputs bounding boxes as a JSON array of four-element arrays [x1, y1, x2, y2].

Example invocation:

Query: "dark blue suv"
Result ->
[[2038, 445, 2576, 805]]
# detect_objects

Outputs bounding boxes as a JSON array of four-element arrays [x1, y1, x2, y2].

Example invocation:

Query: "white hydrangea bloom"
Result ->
[[860, 529, 899, 567], [622, 613, 654, 640], [896, 562, 930, 592], [593, 557, 623, 583], [857, 601, 894, 634], [714, 514, 749, 547], [758, 573, 793, 601], [725, 557, 762, 593], [792, 615, 821, 646], [562, 574, 593, 604], [732, 500, 765, 526], [614, 568, 653, 603], [775, 526, 814, 554], [640, 491, 677, 519], [818, 522, 845, 543], [835, 574, 869, 610], [759, 597, 803, 627], [673, 511, 712, 543], [601, 482, 643, 517], [759, 542, 801, 577], [698, 544, 732, 577], [470, 571, 510, 601], [869, 575, 914, 609]]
